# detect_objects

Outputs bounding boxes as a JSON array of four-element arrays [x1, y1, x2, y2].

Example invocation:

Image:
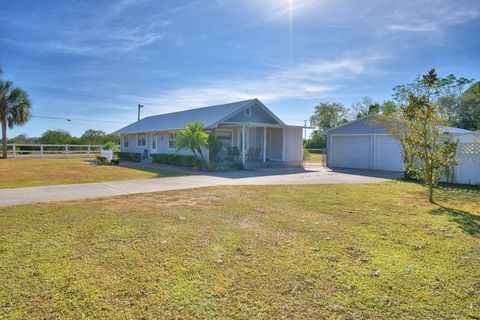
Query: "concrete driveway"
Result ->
[[0, 163, 402, 206]]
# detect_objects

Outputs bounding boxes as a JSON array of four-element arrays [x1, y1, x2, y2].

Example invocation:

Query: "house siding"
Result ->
[[224, 104, 278, 124], [284, 127, 303, 166]]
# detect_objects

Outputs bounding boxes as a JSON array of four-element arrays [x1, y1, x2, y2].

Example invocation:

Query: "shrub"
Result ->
[[151, 153, 204, 168], [96, 156, 108, 165], [110, 159, 119, 165], [103, 141, 120, 152], [116, 152, 141, 162]]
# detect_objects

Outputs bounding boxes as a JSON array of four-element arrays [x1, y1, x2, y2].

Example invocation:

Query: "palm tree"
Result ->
[[1, 73, 32, 159], [176, 121, 209, 162]]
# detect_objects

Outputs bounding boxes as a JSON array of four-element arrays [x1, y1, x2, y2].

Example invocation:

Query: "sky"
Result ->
[[1, 0, 480, 137]]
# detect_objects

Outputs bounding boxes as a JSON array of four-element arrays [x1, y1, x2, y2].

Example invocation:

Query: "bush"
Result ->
[[96, 156, 109, 165], [116, 152, 141, 162], [103, 141, 120, 152], [151, 153, 204, 168], [111, 159, 119, 165]]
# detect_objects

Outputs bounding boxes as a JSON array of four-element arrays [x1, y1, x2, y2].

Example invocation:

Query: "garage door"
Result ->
[[330, 135, 372, 169], [374, 135, 403, 171]]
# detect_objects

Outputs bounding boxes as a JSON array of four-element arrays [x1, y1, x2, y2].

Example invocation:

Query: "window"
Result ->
[[216, 130, 233, 149], [137, 133, 146, 147], [123, 135, 129, 148], [168, 132, 177, 149], [244, 107, 251, 117]]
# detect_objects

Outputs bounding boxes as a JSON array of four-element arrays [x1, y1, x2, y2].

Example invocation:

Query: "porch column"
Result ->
[[263, 127, 267, 163], [242, 125, 246, 166]]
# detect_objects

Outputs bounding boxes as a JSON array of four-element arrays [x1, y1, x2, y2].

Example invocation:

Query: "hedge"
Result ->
[[151, 153, 203, 168], [116, 152, 142, 162]]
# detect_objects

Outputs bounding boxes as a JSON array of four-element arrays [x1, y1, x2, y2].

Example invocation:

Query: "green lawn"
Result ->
[[306, 152, 325, 163], [0, 182, 479, 319], [0, 158, 188, 189]]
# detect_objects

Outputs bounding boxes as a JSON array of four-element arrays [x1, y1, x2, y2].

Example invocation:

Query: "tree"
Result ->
[[80, 129, 106, 145], [207, 132, 223, 165], [176, 121, 209, 162], [0, 72, 32, 159], [304, 131, 326, 149], [352, 96, 380, 118], [40, 129, 72, 144], [103, 133, 120, 145], [308, 102, 348, 151], [402, 69, 459, 203], [380, 100, 398, 115], [309, 102, 348, 130], [393, 73, 473, 125], [456, 81, 480, 131]]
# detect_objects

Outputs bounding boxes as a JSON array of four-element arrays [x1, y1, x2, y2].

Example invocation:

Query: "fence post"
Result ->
[[13, 144, 16, 158], [40, 145, 44, 158], [88, 145, 91, 157], [65, 145, 69, 157]]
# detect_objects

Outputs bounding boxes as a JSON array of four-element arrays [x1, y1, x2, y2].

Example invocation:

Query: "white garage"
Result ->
[[326, 115, 404, 172]]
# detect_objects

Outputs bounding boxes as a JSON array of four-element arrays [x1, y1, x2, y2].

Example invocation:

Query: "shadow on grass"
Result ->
[[431, 205, 480, 236]]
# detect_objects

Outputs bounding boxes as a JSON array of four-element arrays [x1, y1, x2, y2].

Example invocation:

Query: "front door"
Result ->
[[151, 134, 157, 155]]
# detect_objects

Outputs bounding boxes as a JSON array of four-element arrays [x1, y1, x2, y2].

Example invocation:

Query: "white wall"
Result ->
[[284, 127, 303, 166]]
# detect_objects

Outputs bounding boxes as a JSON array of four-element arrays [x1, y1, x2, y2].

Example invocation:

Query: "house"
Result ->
[[113, 99, 304, 168], [326, 114, 474, 173]]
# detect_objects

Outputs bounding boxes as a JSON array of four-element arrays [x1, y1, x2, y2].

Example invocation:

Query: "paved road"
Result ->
[[0, 164, 401, 206]]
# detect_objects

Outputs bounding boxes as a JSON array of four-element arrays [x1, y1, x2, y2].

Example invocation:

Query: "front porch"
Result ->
[[213, 124, 285, 169]]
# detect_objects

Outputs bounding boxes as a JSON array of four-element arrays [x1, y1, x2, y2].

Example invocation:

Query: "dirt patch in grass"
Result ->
[[0, 182, 479, 319]]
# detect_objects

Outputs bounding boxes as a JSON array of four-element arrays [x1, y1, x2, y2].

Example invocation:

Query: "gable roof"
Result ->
[[113, 99, 285, 134]]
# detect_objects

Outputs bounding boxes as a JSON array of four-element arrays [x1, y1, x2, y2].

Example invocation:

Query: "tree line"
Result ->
[[8, 129, 120, 146]]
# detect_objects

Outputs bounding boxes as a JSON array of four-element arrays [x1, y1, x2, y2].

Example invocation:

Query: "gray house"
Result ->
[[114, 99, 303, 168]]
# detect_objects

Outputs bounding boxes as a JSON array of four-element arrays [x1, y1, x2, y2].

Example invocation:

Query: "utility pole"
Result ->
[[138, 104, 144, 121]]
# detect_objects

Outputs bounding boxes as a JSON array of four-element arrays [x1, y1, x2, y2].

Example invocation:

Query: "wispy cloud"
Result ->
[[386, 1, 480, 33], [118, 54, 385, 113], [0, 0, 169, 55]]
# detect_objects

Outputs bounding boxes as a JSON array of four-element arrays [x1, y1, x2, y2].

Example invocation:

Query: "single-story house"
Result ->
[[326, 115, 480, 185], [113, 99, 303, 168]]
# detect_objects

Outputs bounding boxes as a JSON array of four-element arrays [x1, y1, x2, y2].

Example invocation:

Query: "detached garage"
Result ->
[[326, 115, 404, 172]]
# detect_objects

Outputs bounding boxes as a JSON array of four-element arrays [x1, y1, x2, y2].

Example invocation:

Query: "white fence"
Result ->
[[443, 133, 480, 185], [2, 144, 103, 158]]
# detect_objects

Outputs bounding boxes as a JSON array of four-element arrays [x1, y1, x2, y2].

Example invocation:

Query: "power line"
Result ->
[[31, 115, 130, 124]]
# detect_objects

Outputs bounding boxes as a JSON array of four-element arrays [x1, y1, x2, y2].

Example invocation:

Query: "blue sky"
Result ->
[[1, 0, 480, 137]]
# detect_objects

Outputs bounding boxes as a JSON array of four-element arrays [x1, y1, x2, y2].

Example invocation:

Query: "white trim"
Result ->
[[151, 133, 157, 152], [168, 132, 177, 150], [137, 132, 146, 147], [263, 126, 267, 163], [330, 133, 391, 136], [242, 125, 246, 166]]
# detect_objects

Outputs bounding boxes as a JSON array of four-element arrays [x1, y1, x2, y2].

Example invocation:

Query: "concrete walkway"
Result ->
[[0, 164, 401, 206]]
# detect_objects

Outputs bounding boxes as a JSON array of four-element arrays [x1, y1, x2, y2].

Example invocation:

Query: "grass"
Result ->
[[305, 152, 325, 163], [0, 158, 188, 189], [0, 182, 479, 319]]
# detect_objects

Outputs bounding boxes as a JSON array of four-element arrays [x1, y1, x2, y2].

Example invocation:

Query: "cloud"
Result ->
[[118, 54, 385, 113], [385, 1, 480, 33]]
